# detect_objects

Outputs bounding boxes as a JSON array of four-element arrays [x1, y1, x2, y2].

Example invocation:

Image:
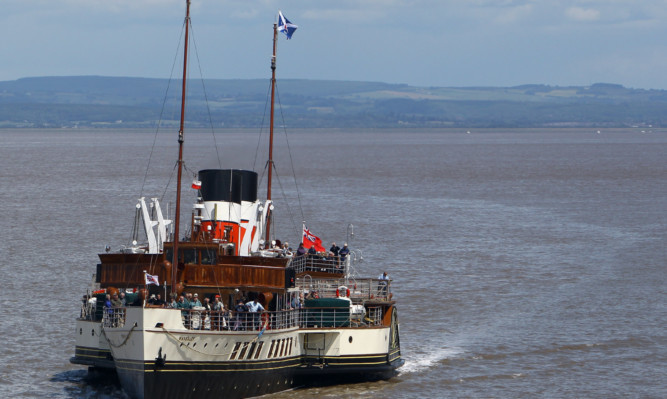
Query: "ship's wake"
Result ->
[[399, 347, 464, 374]]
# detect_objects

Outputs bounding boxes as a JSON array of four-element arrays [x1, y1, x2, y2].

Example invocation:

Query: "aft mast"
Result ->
[[265, 20, 279, 244], [172, 0, 191, 295]]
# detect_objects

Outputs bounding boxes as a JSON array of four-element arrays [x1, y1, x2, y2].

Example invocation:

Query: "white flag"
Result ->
[[145, 273, 160, 286]]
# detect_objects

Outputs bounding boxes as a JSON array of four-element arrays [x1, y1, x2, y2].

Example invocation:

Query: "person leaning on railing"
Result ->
[[246, 297, 266, 330], [212, 295, 227, 330]]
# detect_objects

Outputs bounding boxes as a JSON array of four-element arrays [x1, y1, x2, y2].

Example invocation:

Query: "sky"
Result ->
[[3, 0, 667, 89]]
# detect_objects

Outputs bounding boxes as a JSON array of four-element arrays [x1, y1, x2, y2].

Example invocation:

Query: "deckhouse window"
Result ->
[[183, 249, 197, 264], [200, 249, 217, 265]]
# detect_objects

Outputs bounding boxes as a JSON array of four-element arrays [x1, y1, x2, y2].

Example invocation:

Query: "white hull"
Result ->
[[74, 307, 402, 399]]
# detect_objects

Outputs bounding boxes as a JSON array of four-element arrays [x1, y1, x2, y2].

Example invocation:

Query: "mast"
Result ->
[[265, 21, 278, 244], [172, 0, 191, 295]]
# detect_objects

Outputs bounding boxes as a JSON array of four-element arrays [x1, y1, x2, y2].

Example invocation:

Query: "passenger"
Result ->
[[154, 294, 165, 307], [307, 245, 317, 255], [191, 293, 202, 308], [290, 292, 304, 309], [246, 297, 266, 330], [185, 293, 194, 308], [233, 300, 248, 331], [111, 293, 123, 308], [176, 295, 190, 327], [119, 292, 127, 306], [147, 294, 157, 305], [278, 242, 289, 257], [295, 243, 306, 257], [330, 242, 340, 257], [104, 294, 112, 312], [339, 243, 350, 262], [167, 294, 177, 308], [378, 271, 390, 295], [212, 295, 226, 330]]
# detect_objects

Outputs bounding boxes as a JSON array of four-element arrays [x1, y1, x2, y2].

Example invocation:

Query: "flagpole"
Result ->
[[265, 20, 278, 244]]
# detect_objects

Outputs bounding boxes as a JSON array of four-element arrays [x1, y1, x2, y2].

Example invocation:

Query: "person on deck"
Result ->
[[153, 294, 165, 307], [212, 295, 227, 330], [378, 271, 390, 295], [111, 293, 123, 308], [246, 297, 266, 330], [104, 294, 112, 312], [167, 294, 177, 308], [191, 293, 202, 308], [330, 242, 340, 257], [339, 243, 350, 262], [296, 243, 306, 257], [233, 300, 248, 331]]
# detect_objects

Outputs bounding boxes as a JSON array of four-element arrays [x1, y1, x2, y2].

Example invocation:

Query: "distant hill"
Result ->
[[1, 77, 666, 128]]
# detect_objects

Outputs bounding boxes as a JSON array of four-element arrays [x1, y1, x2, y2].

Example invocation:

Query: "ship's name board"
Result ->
[[178, 336, 196, 342]]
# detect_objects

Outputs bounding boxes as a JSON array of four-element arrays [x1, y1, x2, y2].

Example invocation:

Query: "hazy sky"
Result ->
[[3, 0, 667, 89]]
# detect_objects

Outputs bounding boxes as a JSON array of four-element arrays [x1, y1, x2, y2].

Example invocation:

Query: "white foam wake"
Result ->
[[399, 347, 464, 374]]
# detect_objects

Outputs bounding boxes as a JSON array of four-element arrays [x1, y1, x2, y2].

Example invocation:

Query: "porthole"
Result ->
[[79, 328, 82, 335], [349, 336, 353, 343]]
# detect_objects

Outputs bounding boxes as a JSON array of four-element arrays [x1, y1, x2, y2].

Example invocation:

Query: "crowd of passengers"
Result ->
[[95, 290, 313, 331]]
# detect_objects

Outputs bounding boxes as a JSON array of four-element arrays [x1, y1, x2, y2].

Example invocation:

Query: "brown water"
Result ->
[[0, 128, 665, 398]]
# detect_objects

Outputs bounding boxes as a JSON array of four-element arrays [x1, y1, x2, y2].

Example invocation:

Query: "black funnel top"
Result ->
[[198, 169, 258, 204]]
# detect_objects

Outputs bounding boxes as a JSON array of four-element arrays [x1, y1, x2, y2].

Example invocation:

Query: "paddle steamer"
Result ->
[[70, 2, 403, 398]]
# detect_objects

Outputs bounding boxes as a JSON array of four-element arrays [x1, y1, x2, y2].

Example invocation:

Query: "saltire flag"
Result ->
[[278, 11, 298, 39], [191, 179, 202, 190], [302, 224, 325, 252], [145, 273, 160, 286]]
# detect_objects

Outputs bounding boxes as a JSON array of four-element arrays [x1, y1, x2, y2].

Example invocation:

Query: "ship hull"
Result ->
[[114, 356, 403, 399], [79, 307, 402, 398]]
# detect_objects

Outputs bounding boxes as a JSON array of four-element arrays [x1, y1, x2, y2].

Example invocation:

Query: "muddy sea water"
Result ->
[[0, 128, 664, 398]]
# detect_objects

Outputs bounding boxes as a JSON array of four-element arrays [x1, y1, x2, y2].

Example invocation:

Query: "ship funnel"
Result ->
[[197, 169, 265, 256]]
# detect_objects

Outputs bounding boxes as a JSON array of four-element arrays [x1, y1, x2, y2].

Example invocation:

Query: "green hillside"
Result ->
[[1, 77, 665, 128]]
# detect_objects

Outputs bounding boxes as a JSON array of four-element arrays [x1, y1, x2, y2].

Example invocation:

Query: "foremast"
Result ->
[[172, 0, 191, 296]]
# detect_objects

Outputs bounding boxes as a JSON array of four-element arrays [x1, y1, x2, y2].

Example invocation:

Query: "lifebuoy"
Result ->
[[261, 312, 271, 330]]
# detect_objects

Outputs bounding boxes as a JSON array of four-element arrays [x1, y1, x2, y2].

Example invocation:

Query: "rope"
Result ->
[[101, 322, 138, 348], [275, 82, 305, 227]]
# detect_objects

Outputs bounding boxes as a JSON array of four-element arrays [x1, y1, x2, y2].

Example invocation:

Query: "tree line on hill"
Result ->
[[0, 77, 665, 128]]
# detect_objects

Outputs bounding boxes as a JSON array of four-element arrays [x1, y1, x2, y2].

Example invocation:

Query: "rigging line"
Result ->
[[160, 161, 179, 204], [272, 163, 300, 239], [253, 80, 273, 174], [275, 82, 305, 224], [140, 19, 186, 198], [189, 22, 222, 169]]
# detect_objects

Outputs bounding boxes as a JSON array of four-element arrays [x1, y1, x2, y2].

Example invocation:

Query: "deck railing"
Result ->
[[288, 255, 348, 275], [179, 309, 300, 331], [102, 307, 126, 328], [178, 307, 383, 331], [295, 277, 392, 302]]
